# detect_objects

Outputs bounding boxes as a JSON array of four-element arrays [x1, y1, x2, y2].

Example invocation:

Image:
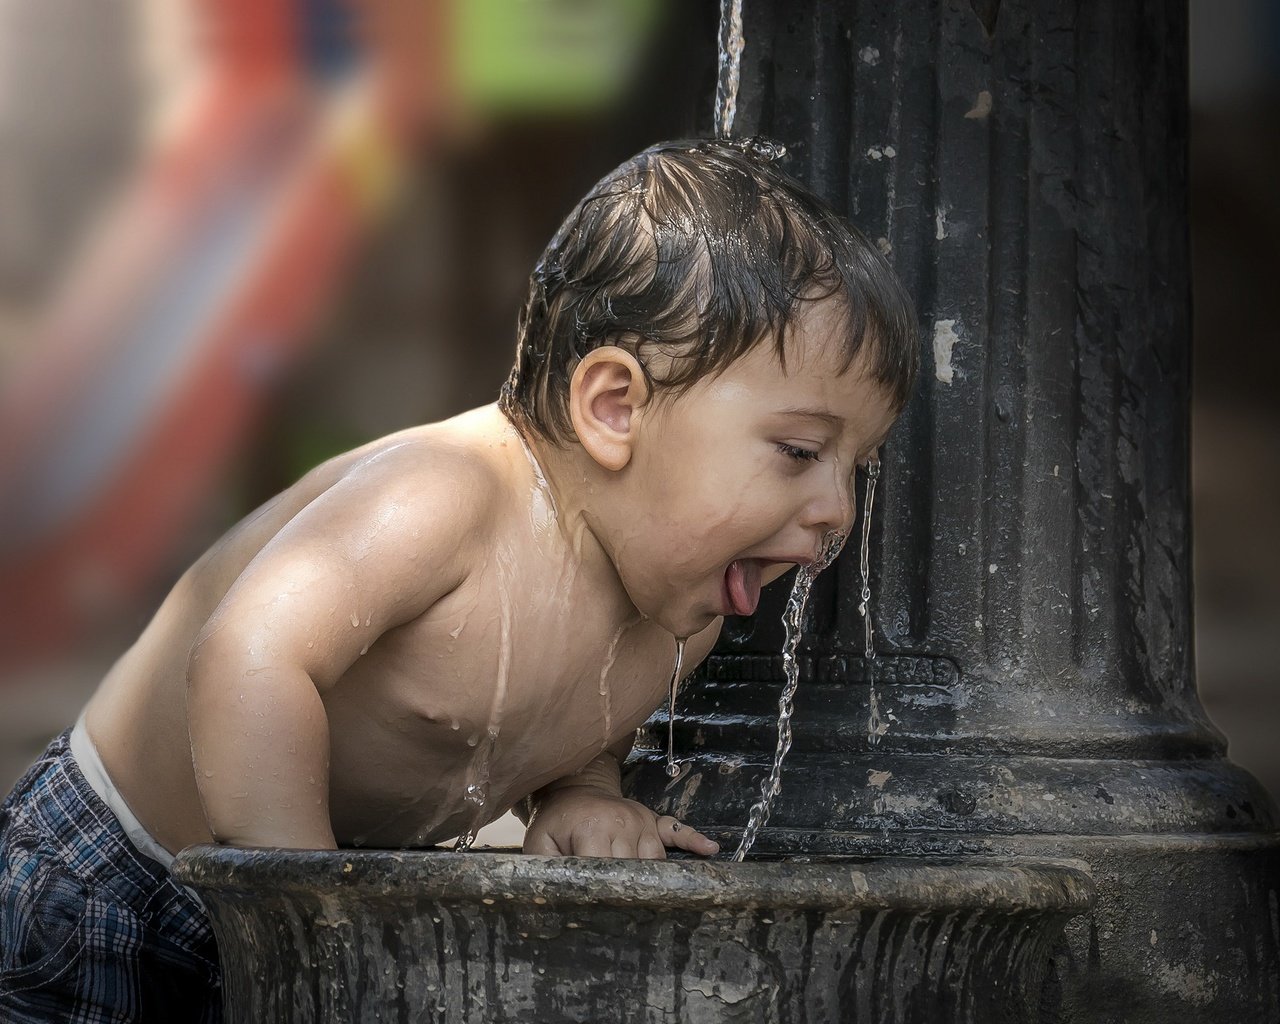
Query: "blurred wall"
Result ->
[[1187, 0, 1280, 806], [0, 0, 1276, 809], [0, 0, 719, 788]]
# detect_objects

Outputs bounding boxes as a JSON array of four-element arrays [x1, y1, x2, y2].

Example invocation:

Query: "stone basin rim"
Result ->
[[173, 846, 1095, 915]]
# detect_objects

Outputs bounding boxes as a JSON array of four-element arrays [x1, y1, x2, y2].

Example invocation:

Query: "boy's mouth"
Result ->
[[724, 559, 764, 617]]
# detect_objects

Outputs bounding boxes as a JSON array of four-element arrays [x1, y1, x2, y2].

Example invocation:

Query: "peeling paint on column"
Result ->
[[933, 319, 960, 383], [1152, 960, 1220, 1008], [965, 90, 993, 118]]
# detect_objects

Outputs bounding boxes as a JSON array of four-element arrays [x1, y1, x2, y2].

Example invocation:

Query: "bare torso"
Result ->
[[82, 406, 715, 854]]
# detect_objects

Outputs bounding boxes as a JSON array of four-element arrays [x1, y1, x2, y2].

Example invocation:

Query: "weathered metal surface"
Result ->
[[627, 1, 1280, 1020], [174, 846, 1094, 1024]]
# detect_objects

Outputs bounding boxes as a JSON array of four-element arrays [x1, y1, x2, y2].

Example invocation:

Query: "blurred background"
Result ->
[[0, 0, 1276, 839]]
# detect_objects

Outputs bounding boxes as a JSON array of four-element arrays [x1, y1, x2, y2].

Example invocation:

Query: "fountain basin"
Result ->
[[173, 847, 1094, 1023]]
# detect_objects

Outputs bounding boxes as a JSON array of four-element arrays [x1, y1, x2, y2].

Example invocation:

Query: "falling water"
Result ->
[[456, 434, 558, 852], [732, 528, 849, 861], [859, 460, 884, 745], [665, 637, 688, 777], [714, 0, 745, 138], [455, 548, 516, 851]]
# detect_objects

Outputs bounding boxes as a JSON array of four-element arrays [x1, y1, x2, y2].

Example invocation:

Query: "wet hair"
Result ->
[[498, 137, 918, 445]]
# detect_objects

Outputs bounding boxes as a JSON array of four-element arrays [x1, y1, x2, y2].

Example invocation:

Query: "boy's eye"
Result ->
[[776, 442, 821, 463]]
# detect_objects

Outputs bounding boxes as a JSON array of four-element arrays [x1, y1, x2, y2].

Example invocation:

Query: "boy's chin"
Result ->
[[649, 605, 720, 640]]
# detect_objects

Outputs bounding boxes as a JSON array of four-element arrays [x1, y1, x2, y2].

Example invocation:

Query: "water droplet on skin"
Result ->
[[350, 612, 360, 628], [359, 645, 369, 656]]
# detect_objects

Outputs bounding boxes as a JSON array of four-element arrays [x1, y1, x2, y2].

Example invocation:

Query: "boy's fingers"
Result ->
[[636, 832, 666, 860], [522, 830, 564, 856], [571, 830, 613, 858], [656, 816, 720, 857], [610, 836, 639, 859]]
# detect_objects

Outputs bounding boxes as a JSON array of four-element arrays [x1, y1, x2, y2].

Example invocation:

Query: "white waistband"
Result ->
[[69, 714, 176, 869]]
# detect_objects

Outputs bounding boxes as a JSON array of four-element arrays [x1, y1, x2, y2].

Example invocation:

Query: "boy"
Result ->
[[0, 137, 917, 1021]]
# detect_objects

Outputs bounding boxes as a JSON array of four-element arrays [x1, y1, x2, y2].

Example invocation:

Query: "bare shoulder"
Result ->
[[334, 420, 507, 535], [275, 410, 513, 594], [191, 408, 516, 684]]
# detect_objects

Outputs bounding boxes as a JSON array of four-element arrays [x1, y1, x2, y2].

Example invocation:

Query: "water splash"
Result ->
[[665, 637, 688, 777], [732, 528, 849, 861], [859, 460, 883, 745], [714, 0, 745, 138]]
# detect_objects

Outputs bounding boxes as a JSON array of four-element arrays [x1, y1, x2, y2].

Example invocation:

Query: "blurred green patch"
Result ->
[[456, 0, 663, 113]]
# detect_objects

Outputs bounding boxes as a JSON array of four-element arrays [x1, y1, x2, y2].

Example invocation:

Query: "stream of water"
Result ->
[[665, 637, 688, 778], [714, 0, 745, 138], [732, 459, 881, 860], [859, 461, 884, 745]]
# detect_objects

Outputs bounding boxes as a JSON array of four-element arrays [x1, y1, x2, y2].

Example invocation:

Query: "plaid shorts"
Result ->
[[0, 730, 222, 1023]]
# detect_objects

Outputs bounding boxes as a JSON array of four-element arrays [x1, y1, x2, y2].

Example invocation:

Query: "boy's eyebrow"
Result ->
[[775, 407, 845, 427]]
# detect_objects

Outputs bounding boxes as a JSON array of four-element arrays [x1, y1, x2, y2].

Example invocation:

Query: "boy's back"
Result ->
[[84, 404, 701, 855]]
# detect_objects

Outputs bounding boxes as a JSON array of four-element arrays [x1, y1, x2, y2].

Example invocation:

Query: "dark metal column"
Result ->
[[628, 2, 1280, 1020]]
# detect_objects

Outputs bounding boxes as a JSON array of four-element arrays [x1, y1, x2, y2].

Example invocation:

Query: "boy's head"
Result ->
[[499, 137, 918, 446]]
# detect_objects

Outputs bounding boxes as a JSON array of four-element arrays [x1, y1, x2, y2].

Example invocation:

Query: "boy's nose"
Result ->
[[799, 467, 857, 537]]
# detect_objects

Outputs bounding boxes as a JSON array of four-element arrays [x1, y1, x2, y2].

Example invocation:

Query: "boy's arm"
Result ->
[[186, 446, 493, 849]]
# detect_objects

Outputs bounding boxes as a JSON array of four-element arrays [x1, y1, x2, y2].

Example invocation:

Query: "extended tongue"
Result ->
[[726, 559, 763, 616]]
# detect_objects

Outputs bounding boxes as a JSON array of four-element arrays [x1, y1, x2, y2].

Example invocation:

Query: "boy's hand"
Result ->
[[523, 786, 719, 859]]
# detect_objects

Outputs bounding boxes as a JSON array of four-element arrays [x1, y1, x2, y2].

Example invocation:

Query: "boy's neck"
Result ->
[[505, 416, 638, 621]]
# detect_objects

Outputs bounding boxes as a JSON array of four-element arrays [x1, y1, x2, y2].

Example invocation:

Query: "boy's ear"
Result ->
[[569, 347, 650, 471]]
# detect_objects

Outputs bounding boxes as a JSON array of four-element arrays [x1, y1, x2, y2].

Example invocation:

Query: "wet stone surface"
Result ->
[[175, 846, 1093, 1024]]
